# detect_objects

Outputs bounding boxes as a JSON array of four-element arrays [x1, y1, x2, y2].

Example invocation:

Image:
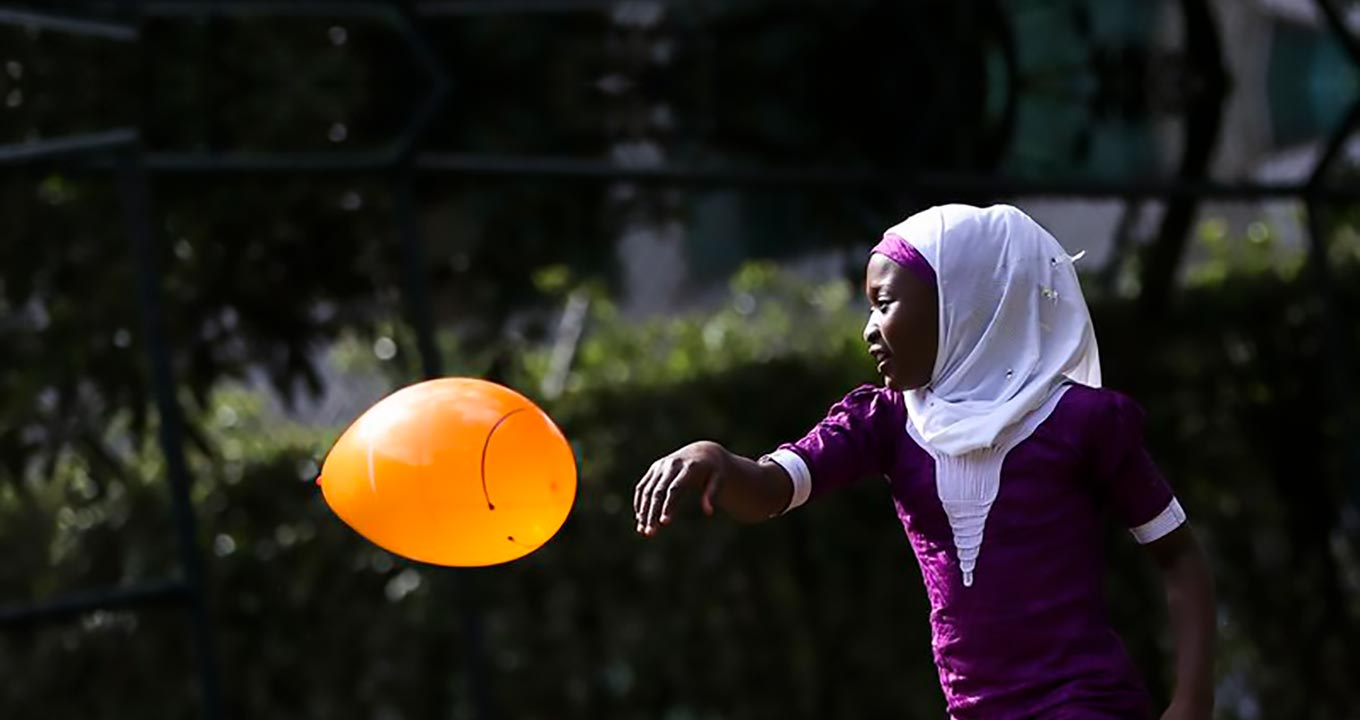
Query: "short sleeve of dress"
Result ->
[[763, 385, 901, 514], [1092, 391, 1186, 544]]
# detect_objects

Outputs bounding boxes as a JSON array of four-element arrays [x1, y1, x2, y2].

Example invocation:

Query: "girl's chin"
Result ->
[[884, 374, 926, 392]]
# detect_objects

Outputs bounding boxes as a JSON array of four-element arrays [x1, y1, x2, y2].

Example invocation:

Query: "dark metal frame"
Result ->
[[1, 1, 1356, 718]]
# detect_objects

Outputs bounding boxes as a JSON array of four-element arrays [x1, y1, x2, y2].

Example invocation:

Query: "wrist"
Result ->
[[687, 440, 731, 471]]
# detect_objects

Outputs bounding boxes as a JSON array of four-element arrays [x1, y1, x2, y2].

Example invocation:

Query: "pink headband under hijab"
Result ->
[[871, 233, 937, 287]]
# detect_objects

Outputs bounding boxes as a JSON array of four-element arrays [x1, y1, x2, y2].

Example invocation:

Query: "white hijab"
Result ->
[[885, 203, 1101, 455], [882, 204, 1101, 586]]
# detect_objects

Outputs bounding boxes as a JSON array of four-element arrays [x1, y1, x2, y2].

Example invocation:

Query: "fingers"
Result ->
[[640, 459, 684, 536], [634, 461, 657, 528], [658, 462, 692, 525]]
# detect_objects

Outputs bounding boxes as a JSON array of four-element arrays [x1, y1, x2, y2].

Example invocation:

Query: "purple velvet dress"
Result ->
[[773, 383, 1179, 719]]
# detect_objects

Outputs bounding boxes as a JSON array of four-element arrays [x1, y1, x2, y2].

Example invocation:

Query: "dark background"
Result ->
[[2, 1, 1359, 718]]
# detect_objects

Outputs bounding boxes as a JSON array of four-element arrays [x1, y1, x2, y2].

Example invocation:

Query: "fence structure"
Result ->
[[1, 2, 1356, 718]]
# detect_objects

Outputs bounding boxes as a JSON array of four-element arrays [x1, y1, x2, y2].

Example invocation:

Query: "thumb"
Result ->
[[700, 468, 723, 517]]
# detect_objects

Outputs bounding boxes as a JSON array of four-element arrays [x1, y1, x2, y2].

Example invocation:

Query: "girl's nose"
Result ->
[[863, 316, 880, 345]]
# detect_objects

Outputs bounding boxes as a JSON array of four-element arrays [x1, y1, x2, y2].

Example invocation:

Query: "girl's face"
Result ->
[[863, 253, 938, 390]]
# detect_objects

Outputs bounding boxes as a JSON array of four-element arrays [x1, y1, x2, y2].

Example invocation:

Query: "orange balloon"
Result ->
[[318, 377, 576, 566]]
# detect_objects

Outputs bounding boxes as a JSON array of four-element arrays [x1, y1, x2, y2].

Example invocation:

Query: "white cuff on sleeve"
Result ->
[[1129, 497, 1186, 544], [765, 449, 811, 515]]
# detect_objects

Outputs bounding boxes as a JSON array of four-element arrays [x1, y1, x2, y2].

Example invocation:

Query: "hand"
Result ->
[[634, 441, 728, 537]]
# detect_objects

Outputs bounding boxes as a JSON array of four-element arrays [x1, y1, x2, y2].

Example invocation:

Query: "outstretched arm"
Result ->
[[1146, 524, 1216, 720], [634, 441, 793, 535]]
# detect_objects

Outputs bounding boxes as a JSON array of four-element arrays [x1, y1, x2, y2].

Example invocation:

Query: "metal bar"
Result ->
[[386, 13, 478, 715], [69, 152, 1360, 199], [416, 154, 889, 185], [1308, 100, 1360, 189], [388, 9, 452, 163], [119, 150, 224, 720], [0, 129, 138, 165], [0, 6, 138, 40], [395, 172, 444, 380], [0, 581, 190, 626], [414, 155, 1360, 199], [141, 0, 395, 19], [394, 169, 494, 720], [417, 0, 669, 15], [1306, 202, 1360, 513], [49, 150, 1360, 200], [1313, 0, 1360, 66], [452, 572, 491, 720], [137, 5, 447, 164], [144, 150, 400, 171], [1308, 0, 1360, 188]]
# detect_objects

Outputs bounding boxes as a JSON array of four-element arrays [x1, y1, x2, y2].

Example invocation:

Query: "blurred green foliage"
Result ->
[[3, 231, 1359, 717]]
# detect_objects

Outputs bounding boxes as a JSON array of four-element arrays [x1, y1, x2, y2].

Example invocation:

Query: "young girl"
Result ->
[[633, 204, 1216, 719]]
